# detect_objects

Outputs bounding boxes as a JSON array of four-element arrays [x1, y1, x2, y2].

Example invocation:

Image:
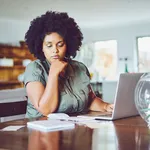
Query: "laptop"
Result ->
[[78, 73, 143, 120]]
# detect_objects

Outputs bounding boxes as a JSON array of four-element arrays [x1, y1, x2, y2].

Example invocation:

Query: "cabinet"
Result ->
[[0, 43, 35, 90]]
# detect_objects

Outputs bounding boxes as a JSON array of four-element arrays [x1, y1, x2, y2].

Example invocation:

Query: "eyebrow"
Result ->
[[45, 40, 64, 44]]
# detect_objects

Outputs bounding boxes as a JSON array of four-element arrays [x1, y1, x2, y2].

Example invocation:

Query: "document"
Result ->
[[27, 120, 75, 132], [47, 113, 94, 123], [47, 113, 70, 120], [47, 113, 104, 126], [0, 125, 25, 131]]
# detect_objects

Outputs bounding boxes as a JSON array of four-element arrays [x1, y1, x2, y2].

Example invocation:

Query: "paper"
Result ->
[[47, 113, 69, 119], [47, 113, 94, 123], [64, 116, 94, 122], [77, 111, 112, 119], [27, 120, 75, 132], [47, 113, 106, 126], [0, 125, 24, 131]]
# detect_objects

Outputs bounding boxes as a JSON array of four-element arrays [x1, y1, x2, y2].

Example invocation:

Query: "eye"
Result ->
[[46, 44, 52, 48], [57, 42, 65, 47]]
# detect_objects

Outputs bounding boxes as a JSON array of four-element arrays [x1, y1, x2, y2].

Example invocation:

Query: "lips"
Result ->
[[51, 55, 59, 59]]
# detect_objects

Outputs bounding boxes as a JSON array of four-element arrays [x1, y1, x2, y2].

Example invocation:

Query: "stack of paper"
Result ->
[[47, 113, 70, 120], [46, 113, 104, 127], [27, 120, 75, 132], [47, 113, 94, 122]]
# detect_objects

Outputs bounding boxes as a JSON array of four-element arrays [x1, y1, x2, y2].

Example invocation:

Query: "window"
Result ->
[[75, 40, 117, 81], [137, 36, 150, 72], [93, 40, 117, 80]]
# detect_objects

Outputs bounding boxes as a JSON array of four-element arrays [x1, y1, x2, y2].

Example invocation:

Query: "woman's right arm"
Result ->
[[26, 60, 67, 116]]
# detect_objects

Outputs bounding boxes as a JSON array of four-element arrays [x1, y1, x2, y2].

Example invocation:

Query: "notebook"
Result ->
[[27, 120, 75, 132], [78, 73, 143, 120]]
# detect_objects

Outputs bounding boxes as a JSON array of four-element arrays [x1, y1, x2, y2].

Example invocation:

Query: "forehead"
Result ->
[[44, 32, 64, 42]]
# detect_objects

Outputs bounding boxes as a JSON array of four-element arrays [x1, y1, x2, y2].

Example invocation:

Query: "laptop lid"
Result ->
[[111, 73, 143, 120], [78, 73, 143, 120]]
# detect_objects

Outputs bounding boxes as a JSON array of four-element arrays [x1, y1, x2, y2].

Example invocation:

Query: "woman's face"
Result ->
[[42, 32, 67, 63]]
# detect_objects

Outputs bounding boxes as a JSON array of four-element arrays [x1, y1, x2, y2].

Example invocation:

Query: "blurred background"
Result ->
[[0, 0, 150, 102]]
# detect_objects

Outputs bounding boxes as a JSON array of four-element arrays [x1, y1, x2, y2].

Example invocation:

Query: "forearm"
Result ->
[[87, 84, 111, 112], [38, 73, 59, 115], [89, 97, 109, 112]]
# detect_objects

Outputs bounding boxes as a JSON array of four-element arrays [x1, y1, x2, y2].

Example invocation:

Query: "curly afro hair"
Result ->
[[25, 11, 83, 60]]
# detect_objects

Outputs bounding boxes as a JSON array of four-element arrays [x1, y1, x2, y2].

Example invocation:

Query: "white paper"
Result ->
[[64, 116, 94, 122], [47, 113, 105, 126], [47, 113, 94, 123], [0, 125, 25, 131], [47, 113, 69, 119], [27, 120, 75, 132]]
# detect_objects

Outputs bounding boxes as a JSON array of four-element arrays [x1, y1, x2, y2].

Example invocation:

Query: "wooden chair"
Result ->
[[0, 88, 27, 122]]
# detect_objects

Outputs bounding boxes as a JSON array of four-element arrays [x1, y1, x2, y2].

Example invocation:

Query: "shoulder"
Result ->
[[26, 59, 42, 67], [25, 59, 46, 71], [24, 59, 46, 86], [24, 59, 47, 77], [70, 60, 87, 71], [70, 60, 90, 77]]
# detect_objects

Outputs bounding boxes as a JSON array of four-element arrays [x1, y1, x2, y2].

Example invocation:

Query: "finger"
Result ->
[[107, 108, 113, 113], [106, 105, 113, 112], [109, 104, 114, 109]]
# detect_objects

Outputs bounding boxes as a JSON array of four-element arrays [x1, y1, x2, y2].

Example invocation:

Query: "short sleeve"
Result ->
[[23, 61, 46, 87], [84, 65, 91, 79], [78, 62, 90, 82]]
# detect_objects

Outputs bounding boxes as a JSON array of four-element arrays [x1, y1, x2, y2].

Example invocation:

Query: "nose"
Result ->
[[52, 46, 59, 53]]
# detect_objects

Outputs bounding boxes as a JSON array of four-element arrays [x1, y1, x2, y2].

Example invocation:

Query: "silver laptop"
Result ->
[[78, 73, 143, 120]]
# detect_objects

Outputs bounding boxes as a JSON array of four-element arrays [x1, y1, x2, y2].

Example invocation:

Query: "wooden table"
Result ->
[[0, 116, 149, 150]]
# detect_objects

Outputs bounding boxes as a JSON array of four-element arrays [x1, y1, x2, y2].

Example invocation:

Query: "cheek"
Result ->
[[63, 46, 67, 55], [60, 47, 67, 56], [63, 50, 67, 57], [43, 50, 52, 59]]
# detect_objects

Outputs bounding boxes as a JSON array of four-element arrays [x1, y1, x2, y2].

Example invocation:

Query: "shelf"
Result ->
[[0, 80, 21, 84], [0, 44, 35, 60], [0, 43, 34, 89], [0, 80, 23, 90], [0, 66, 25, 69]]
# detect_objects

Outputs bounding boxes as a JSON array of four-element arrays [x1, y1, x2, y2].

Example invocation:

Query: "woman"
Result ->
[[24, 11, 113, 118]]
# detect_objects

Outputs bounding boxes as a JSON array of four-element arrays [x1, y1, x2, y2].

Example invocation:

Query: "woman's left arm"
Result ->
[[88, 86, 114, 112]]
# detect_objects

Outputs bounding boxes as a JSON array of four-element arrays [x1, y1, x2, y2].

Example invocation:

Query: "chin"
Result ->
[[51, 58, 60, 62]]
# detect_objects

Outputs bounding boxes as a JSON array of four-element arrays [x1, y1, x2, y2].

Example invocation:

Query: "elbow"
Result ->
[[37, 100, 58, 116], [37, 106, 56, 116], [41, 109, 54, 116]]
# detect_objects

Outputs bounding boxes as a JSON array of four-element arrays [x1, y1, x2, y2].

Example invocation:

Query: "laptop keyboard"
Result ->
[[84, 111, 112, 117]]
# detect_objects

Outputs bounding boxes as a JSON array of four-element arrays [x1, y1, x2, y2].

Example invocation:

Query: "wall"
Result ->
[[82, 20, 150, 74], [0, 19, 29, 46]]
